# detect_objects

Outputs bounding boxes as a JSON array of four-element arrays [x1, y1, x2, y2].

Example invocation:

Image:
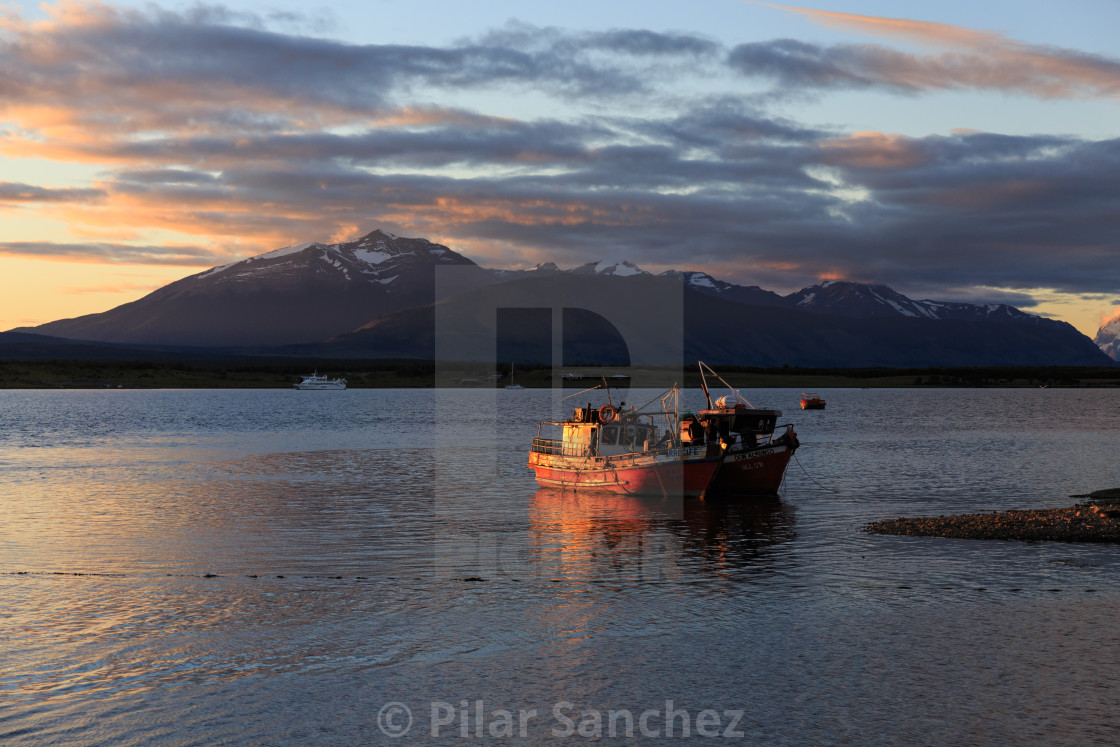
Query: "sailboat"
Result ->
[[505, 363, 524, 389]]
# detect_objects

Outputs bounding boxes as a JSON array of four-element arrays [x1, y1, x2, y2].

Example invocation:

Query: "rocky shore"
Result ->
[[865, 489, 1120, 543]]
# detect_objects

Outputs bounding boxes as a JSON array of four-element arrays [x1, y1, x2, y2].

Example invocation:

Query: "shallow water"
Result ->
[[2, 387, 1120, 744]]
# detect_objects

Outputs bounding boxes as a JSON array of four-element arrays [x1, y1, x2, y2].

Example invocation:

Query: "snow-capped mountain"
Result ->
[[485, 259, 650, 281], [485, 261, 562, 281], [484, 262, 784, 307], [1095, 314, 1120, 361], [660, 270, 787, 308], [787, 281, 930, 318], [787, 281, 1049, 325], [197, 229, 476, 290], [569, 260, 649, 277], [24, 230, 491, 347], [13, 228, 1112, 365]]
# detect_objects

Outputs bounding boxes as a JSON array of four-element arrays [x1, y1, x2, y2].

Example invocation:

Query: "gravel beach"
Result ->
[[865, 490, 1120, 543]]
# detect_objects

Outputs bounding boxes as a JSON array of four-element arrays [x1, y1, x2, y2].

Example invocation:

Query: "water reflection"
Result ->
[[526, 488, 796, 585], [678, 495, 796, 570]]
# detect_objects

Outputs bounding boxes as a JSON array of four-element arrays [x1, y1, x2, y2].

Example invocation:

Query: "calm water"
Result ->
[[2, 387, 1120, 744]]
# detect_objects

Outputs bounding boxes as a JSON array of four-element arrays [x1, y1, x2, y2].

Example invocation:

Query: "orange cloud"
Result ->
[[0, 240, 224, 266], [753, 3, 1120, 99], [59, 281, 166, 294], [818, 131, 929, 169], [754, 3, 999, 48]]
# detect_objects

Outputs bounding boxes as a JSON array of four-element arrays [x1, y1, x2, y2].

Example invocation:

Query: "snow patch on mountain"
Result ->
[[353, 248, 393, 265], [1095, 312, 1120, 361], [786, 281, 1055, 325], [884, 298, 916, 317], [192, 229, 477, 289], [687, 273, 716, 289], [263, 241, 319, 260], [586, 260, 647, 276]]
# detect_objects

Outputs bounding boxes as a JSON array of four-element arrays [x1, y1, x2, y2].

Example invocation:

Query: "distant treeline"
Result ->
[[680, 364, 1120, 387], [0, 358, 437, 388], [0, 359, 1116, 389]]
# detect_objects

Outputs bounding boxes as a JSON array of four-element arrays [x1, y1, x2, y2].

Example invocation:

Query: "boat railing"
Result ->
[[531, 438, 590, 458], [531, 438, 712, 463], [774, 424, 797, 444]]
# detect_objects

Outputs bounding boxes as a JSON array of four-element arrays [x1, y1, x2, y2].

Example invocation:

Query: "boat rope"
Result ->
[[660, 387, 681, 434], [562, 383, 605, 401], [698, 361, 753, 409], [604, 461, 633, 494], [633, 385, 676, 414], [652, 459, 669, 499], [792, 451, 836, 493]]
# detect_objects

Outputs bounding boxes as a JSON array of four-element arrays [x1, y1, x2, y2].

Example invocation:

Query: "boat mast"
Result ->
[[698, 361, 754, 408], [698, 362, 713, 409]]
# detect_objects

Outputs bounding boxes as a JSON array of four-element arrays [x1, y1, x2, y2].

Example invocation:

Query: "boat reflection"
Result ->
[[526, 488, 795, 584]]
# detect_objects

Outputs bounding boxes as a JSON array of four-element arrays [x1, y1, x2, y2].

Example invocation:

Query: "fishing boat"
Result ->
[[698, 363, 800, 495], [294, 371, 347, 390], [527, 382, 721, 497], [800, 392, 826, 410]]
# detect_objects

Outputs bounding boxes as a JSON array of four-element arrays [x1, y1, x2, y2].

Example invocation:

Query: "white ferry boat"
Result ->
[[295, 371, 347, 390]]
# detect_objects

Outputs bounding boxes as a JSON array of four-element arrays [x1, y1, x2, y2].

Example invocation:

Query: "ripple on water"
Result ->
[[3, 388, 1120, 744]]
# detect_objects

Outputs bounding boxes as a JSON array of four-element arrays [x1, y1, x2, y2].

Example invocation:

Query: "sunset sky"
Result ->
[[2, 0, 1119, 336]]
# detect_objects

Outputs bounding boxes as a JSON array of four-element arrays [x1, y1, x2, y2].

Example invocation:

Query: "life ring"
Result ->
[[599, 404, 617, 423]]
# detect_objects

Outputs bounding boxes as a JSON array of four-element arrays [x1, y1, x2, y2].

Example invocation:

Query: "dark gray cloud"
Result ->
[[88, 122, 1120, 300], [0, 7, 722, 138], [0, 241, 219, 265], [0, 182, 104, 203], [729, 40, 886, 91], [473, 23, 719, 59], [2, 4, 1119, 312], [727, 38, 1120, 98]]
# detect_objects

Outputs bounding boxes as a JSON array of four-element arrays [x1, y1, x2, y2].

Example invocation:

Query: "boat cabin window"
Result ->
[[600, 424, 655, 449], [731, 412, 776, 433]]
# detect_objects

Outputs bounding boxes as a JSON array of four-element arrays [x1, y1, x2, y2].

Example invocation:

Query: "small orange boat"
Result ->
[[800, 392, 826, 410]]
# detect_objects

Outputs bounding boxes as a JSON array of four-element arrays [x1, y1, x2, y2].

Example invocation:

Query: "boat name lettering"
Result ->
[[731, 449, 774, 461]]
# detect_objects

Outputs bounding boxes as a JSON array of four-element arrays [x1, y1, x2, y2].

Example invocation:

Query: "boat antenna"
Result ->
[[698, 362, 713, 409], [601, 376, 613, 407]]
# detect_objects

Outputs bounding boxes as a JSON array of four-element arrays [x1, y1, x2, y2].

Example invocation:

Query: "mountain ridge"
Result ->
[[19, 230, 492, 347], [10, 228, 1114, 366], [291, 273, 1110, 367]]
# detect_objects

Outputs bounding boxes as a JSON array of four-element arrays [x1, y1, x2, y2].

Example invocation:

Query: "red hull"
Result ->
[[528, 453, 720, 497], [708, 444, 794, 495]]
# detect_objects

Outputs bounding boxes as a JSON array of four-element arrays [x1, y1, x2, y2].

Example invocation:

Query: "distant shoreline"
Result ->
[[0, 360, 1117, 389]]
